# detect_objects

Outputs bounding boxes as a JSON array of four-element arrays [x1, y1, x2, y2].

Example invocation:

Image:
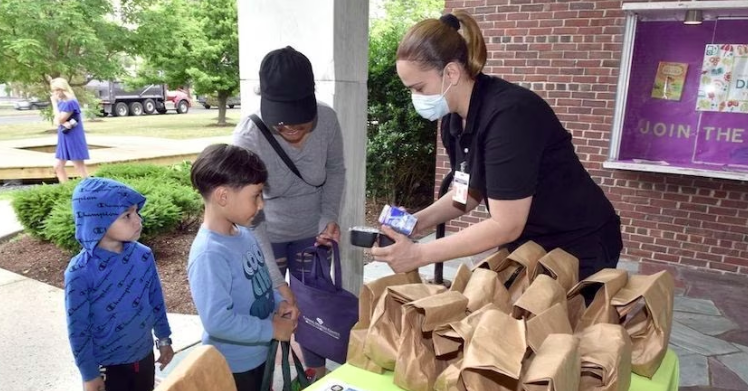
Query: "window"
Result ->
[[606, 1, 748, 181]]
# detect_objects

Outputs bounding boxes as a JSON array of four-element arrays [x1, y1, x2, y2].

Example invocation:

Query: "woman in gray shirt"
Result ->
[[232, 46, 346, 378]]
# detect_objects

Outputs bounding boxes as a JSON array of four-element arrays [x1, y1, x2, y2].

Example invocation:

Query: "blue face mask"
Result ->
[[411, 72, 453, 121]]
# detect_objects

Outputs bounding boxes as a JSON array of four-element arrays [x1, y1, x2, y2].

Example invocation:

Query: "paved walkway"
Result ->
[[0, 199, 21, 242], [0, 135, 230, 180], [1, 201, 748, 390]]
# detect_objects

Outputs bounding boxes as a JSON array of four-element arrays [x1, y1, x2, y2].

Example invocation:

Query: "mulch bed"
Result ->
[[0, 226, 198, 314]]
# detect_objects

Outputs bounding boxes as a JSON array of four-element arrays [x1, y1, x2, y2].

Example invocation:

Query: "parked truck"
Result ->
[[85, 80, 191, 117], [196, 94, 241, 109]]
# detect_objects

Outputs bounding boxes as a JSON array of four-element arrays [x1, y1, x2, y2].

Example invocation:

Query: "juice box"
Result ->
[[378, 205, 417, 236]]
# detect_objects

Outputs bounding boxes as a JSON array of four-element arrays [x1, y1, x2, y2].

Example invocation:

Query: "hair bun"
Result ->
[[439, 13, 460, 31]]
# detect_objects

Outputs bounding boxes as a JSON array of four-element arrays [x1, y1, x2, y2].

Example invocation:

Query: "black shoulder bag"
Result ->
[[250, 114, 323, 188]]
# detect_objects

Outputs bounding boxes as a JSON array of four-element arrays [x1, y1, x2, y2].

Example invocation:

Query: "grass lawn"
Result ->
[[0, 111, 241, 141], [0, 107, 44, 117]]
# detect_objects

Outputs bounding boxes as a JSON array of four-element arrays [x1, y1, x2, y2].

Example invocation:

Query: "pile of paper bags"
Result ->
[[347, 241, 675, 391]]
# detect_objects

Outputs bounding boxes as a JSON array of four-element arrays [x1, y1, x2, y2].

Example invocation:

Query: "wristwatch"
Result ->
[[155, 337, 172, 348]]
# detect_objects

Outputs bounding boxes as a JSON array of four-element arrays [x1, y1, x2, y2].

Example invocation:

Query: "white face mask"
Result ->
[[411, 72, 453, 121]]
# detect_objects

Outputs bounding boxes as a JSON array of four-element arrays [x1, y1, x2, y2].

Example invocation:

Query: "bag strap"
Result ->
[[288, 341, 310, 389], [300, 245, 336, 289], [281, 341, 292, 391], [301, 242, 342, 291], [260, 340, 279, 391], [250, 114, 321, 187], [260, 340, 311, 391]]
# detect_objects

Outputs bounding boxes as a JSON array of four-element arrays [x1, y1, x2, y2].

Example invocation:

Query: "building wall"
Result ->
[[439, 0, 748, 274]]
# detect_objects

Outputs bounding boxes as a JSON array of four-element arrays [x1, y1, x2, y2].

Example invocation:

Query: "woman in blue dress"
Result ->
[[50, 78, 89, 182]]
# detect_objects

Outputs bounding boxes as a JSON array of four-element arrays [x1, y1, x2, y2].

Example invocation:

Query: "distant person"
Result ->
[[188, 144, 297, 391], [64, 177, 174, 391], [233, 46, 346, 378], [50, 77, 89, 182]]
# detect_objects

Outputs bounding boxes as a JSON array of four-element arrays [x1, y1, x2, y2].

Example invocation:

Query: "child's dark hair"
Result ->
[[191, 144, 268, 198]]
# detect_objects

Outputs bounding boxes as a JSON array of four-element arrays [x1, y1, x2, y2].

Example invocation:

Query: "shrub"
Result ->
[[366, 0, 441, 208], [139, 193, 182, 239], [12, 162, 202, 252], [43, 202, 79, 253], [12, 181, 78, 238], [95, 163, 171, 181], [164, 160, 194, 188], [152, 184, 203, 228], [126, 178, 202, 229]]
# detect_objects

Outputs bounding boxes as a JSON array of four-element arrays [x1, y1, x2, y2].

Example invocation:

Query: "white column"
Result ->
[[237, 0, 368, 295]]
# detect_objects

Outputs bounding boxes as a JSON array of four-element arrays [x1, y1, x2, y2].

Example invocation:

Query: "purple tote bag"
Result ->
[[289, 241, 358, 364]]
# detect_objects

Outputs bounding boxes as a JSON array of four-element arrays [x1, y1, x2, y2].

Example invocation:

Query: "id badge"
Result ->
[[452, 171, 470, 204]]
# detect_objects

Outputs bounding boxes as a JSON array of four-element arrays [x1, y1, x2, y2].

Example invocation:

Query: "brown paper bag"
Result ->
[[433, 304, 503, 363], [526, 303, 572, 354], [347, 272, 421, 373], [450, 263, 472, 294], [531, 248, 579, 293], [359, 272, 423, 327], [394, 291, 469, 391], [462, 268, 512, 313], [578, 324, 632, 391], [364, 283, 446, 370], [566, 268, 628, 332], [155, 345, 236, 391], [513, 275, 572, 354], [522, 334, 580, 391], [612, 271, 675, 378], [347, 329, 385, 373], [461, 309, 528, 391], [472, 248, 510, 271], [434, 361, 466, 391], [496, 241, 547, 303], [512, 274, 567, 320]]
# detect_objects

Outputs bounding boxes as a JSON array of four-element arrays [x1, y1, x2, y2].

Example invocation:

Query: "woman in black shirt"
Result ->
[[371, 10, 622, 280]]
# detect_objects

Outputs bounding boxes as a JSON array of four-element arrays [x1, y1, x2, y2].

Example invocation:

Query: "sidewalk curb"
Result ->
[[0, 228, 22, 244]]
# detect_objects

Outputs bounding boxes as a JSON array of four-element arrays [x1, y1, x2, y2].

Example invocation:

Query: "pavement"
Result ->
[[0, 135, 232, 181], [1, 200, 748, 390]]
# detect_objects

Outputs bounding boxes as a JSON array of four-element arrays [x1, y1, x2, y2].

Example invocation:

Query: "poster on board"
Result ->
[[696, 44, 748, 114], [651, 61, 688, 101]]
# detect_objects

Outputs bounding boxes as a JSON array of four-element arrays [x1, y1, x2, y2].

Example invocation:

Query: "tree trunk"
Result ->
[[216, 90, 229, 126]]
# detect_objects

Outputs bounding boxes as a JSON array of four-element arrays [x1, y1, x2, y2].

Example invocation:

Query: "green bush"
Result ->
[[139, 193, 182, 239], [366, 0, 441, 208], [126, 178, 202, 229], [43, 202, 79, 253], [162, 161, 194, 188], [12, 162, 202, 252], [12, 181, 78, 238], [95, 163, 171, 181], [96, 161, 194, 189]]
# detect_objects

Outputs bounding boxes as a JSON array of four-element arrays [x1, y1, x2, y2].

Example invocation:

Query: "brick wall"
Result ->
[[439, 0, 748, 274]]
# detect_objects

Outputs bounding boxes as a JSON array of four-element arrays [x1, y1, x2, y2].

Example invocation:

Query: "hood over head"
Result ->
[[72, 177, 146, 253]]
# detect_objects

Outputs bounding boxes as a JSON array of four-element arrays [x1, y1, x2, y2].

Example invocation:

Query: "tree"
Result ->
[[366, 0, 442, 207], [0, 0, 130, 117], [131, 0, 239, 125]]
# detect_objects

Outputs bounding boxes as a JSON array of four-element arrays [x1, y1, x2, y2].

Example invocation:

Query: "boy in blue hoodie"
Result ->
[[188, 143, 298, 391], [64, 177, 173, 391]]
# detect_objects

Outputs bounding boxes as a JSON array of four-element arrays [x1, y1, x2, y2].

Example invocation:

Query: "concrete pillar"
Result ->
[[237, 0, 368, 295]]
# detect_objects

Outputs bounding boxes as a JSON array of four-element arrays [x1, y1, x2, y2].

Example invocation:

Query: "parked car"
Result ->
[[196, 94, 240, 109], [14, 97, 50, 110]]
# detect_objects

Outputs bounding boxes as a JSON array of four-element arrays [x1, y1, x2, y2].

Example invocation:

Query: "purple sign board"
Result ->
[[619, 20, 748, 169]]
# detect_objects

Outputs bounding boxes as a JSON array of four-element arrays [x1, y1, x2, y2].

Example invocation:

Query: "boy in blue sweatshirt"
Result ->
[[188, 143, 298, 391], [64, 177, 173, 391]]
